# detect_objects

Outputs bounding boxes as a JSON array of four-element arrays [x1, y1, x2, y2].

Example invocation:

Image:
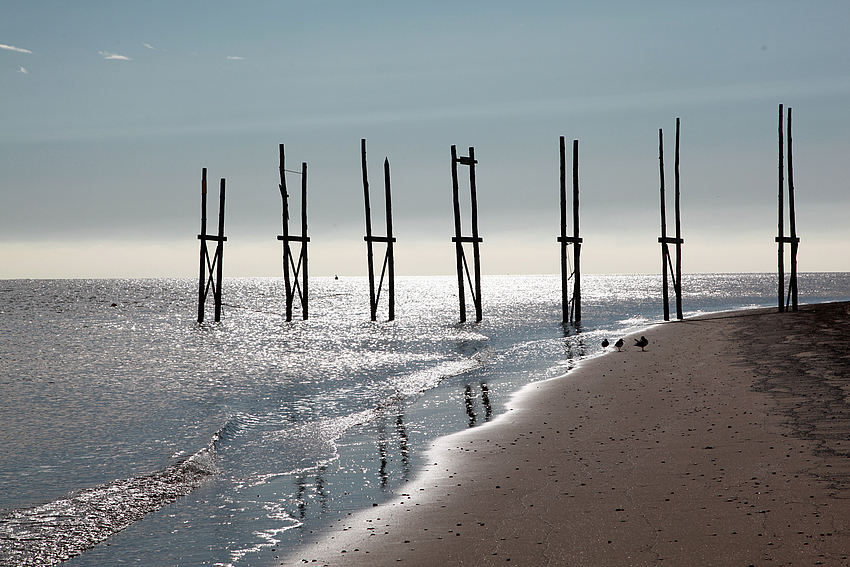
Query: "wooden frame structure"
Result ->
[[558, 137, 583, 324], [197, 168, 227, 323], [451, 145, 483, 323], [658, 119, 684, 321], [361, 139, 397, 321], [277, 144, 310, 321], [776, 104, 800, 312]]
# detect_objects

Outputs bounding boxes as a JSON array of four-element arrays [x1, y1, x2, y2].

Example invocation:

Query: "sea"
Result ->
[[1, 273, 849, 566]]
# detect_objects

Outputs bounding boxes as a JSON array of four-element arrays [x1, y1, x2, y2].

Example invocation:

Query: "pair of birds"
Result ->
[[601, 336, 648, 351]]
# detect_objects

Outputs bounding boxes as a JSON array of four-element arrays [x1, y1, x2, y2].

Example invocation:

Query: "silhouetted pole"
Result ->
[[659, 129, 670, 321], [361, 139, 396, 321], [558, 137, 582, 324], [277, 144, 310, 321], [572, 140, 581, 323], [776, 104, 800, 312], [777, 104, 785, 311], [197, 168, 227, 323], [787, 108, 799, 311], [197, 168, 208, 323], [673, 118, 683, 320], [451, 145, 483, 323], [658, 120, 684, 321], [384, 158, 396, 320], [214, 178, 226, 322], [362, 139, 376, 319]]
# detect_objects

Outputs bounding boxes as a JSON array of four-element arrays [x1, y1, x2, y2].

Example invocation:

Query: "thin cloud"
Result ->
[[18, 66, 28, 74], [0, 43, 33, 54], [143, 43, 155, 50], [99, 51, 132, 60], [226, 56, 244, 60]]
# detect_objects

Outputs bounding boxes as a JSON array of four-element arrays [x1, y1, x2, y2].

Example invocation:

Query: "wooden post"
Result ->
[[384, 157, 396, 320], [777, 104, 785, 312], [557, 137, 583, 324], [214, 178, 225, 322], [361, 140, 397, 321], [362, 139, 377, 321], [451, 145, 483, 323], [197, 168, 208, 323], [468, 147, 483, 323], [787, 108, 798, 311], [658, 121, 684, 321], [776, 105, 800, 312], [277, 144, 310, 321], [197, 168, 227, 323], [559, 137, 569, 323], [674, 118, 683, 320], [659, 129, 670, 322], [572, 140, 581, 323]]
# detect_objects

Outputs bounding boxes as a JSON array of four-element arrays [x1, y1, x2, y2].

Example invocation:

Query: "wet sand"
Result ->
[[282, 302, 850, 566]]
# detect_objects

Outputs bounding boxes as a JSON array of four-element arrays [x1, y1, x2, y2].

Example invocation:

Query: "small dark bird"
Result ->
[[634, 336, 649, 351], [614, 338, 624, 351], [601, 338, 609, 349]]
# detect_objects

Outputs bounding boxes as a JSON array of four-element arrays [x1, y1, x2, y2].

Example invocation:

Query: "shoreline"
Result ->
[[280, 302, 850, 566]]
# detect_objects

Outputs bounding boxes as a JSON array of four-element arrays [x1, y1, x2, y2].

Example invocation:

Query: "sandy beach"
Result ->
[[282, 302, 850, 566]]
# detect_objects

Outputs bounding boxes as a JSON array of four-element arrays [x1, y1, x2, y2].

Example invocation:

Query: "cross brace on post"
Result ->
[[197, 168, 227, 323], [451, 145, 483, 323], [276, 144, 310, 321]]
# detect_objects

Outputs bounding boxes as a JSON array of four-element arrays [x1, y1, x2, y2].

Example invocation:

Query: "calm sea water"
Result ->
[[1, 273, 848, 566]]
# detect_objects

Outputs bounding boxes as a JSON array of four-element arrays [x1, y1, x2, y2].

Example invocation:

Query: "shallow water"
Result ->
[[1, 274, 848, 566]]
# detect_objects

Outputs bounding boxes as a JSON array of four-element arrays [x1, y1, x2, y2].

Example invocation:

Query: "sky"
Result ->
[[1, 0, 849, 278]]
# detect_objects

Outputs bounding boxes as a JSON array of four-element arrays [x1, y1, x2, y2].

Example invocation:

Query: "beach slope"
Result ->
[[284, 302, 850, 566]]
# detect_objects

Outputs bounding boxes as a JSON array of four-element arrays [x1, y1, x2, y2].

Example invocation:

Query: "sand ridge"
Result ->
[[282, 303, 850, 566]]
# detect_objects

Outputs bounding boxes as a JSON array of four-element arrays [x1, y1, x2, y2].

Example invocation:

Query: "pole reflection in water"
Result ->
[[561, 322, 586, 371], [377, 410, 411, 490], [464, 382, 494, 428]]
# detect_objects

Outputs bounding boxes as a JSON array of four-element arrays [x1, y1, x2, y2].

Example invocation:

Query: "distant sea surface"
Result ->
[[2, 274, 849, 566]]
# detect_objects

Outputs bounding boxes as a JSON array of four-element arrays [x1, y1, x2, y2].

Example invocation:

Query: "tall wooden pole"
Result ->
[[301, 161, 309, 320], [279, 145, 293, 322], [197, 168, 208, 323], [451, 145, 467, 323], [572, 139, 581, 324], [468, 147, 483, 323], [362, 139, 377, 321], [674, 118, 683, 320], [659, 128, 670, 321], [384, 157, 395, 321], [777, 104, 785, 312], [559, 137, 569, 323], [787, 107, 798, 311], [213, 178, 225, 322]]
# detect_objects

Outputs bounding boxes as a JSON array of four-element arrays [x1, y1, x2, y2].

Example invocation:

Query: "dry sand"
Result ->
[[282, 302, 850, 566]]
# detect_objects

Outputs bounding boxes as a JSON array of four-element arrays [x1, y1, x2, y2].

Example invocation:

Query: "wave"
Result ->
[[0, 437, 219, 566]]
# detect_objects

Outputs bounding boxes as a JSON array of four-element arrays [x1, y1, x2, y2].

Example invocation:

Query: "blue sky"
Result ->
[[2, 0, 849, 277]]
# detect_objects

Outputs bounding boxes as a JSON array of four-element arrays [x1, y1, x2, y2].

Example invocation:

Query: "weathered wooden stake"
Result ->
[[451, 145, 483, 323], [658, 119, 684, 321], [558, 137, 583, 324], [277, 144, 310, 321], [776, 104, 800, 312], [197, 169, 227, 323], [361, 139, 397, 321]]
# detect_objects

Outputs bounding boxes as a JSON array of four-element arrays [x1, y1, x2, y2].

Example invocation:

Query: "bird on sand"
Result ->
[[634, 336, 649, 351], [614, 338, 624, 351], [601, 338, 609, 349]]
